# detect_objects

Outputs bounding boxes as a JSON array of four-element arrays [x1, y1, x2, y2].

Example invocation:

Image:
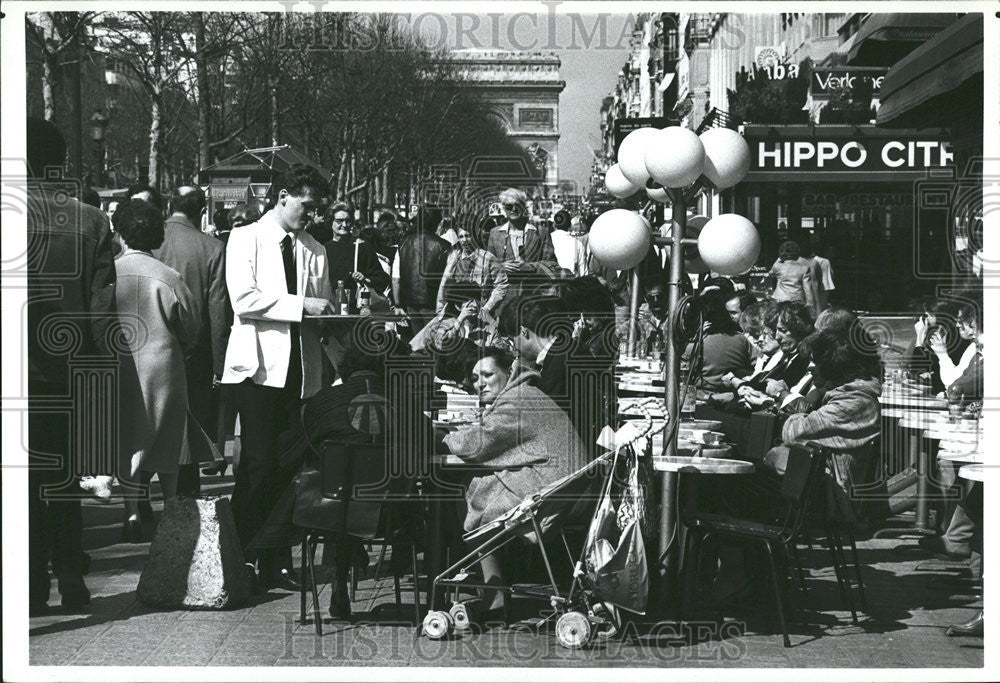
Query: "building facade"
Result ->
[[442, 49, 565, 188]]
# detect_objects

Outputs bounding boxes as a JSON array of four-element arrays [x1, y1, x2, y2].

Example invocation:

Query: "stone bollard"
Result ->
[[137, 496, 251, 609]]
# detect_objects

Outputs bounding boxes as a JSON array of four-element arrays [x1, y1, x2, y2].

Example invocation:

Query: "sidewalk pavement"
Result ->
[[28, 477, 983, 669]]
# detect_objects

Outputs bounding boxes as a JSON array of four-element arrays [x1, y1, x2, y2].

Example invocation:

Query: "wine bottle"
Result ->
[[335, 280, 349, 315]]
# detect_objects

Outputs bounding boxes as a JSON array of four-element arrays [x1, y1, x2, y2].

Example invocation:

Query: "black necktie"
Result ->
[[280, 234, 302, 392], [280, 234, 296, 295]]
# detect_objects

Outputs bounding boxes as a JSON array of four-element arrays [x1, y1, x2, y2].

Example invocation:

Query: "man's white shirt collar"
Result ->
[[536, 338, 556, 366]]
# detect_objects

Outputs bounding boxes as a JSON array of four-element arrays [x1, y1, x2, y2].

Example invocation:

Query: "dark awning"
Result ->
[[876, 13, 983, 128], [847, 13, 960, 66]]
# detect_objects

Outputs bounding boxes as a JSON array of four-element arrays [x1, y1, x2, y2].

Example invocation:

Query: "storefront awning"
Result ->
[[876, 13, 983, 128], [846, 13, 960, 66]]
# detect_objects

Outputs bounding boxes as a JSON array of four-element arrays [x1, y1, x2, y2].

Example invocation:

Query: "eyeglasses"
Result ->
[[502, 203, 523, 211]]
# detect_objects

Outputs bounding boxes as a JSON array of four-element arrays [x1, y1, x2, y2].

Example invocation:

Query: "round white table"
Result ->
[[652, 455, 754, 474], [959, 464, 984, 482], [938, 451, 983, 464]]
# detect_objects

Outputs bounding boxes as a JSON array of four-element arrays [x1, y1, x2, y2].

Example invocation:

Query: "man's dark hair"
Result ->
[[26, 117, 66, 178], [775, 300, 815, 342], [272, 164, 328, 203], [499, 293, 568, 340], [113, 199, 165, 252], [228, 202, 262, 228], [559, 276, 614, 319], [552, 209, 571, 231], [81, 187, 102, 208], [127, 182, 164, 211], [808, 329, 874, 387], [699, 289, 739, 335], [420, 206, 443, 233], [170, 186, 206, 224]]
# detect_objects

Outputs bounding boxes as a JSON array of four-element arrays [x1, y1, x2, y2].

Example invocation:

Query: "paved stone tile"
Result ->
[[25, 500, 988, 669]]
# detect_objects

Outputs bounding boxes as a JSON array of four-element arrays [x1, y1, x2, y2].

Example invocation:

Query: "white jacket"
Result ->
[[221, 211, 332, 398]]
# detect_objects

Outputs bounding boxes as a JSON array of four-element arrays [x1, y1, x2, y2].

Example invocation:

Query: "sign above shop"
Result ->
[[742, 125, 952, 182], [810, 67, 887, 97]]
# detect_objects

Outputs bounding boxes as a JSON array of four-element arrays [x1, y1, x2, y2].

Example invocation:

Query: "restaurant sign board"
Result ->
[[743, 125, 952, 181]]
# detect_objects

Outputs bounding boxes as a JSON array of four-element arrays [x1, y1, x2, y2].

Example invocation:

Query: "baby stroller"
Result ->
[[422, 414, 660, 649]]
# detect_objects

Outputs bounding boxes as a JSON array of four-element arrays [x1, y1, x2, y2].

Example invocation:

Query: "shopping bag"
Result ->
[[583, 449, 649, 614]]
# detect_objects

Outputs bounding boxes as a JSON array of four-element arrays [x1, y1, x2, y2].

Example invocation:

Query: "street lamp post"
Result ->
[[89, 110, 109, 187], [599, 125, 758, 597]]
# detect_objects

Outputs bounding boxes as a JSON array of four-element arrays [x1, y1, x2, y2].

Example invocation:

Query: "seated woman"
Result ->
[[907, 297, 971, 394], [442, 347, 583, 615], [688, 289, 752, 394], [763, 328, 882, 521], [697, 301, 815, 460], [436, 226, 509, 320], [932, 300, 981, 398], [711, 301, 813, 409]]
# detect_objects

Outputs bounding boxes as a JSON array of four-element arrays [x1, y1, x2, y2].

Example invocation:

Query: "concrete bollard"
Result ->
[[137, 496, 251, 609]]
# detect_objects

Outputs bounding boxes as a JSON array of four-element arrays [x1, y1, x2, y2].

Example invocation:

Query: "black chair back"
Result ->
[[777, 443, 828, 541]]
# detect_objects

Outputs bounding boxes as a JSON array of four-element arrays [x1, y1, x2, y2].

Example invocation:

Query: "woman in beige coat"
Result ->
[[444, 347, 583, 615], [113, 199, 202, 540]]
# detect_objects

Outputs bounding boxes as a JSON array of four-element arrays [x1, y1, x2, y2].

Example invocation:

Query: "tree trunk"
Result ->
[[194, 12, 211, 182], [148, 90, 161, 188], [269, 76, 280, 146]]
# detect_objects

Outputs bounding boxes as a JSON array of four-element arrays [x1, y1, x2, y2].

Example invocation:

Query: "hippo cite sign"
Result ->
[[742, 125, 952, 180]]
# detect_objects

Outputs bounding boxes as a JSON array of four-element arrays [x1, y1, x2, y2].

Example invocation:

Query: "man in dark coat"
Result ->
[[26, 118, 119, 612], [153, 185, 228, 494], [392, 206, 450, 331], [500, 293, 613, 471]]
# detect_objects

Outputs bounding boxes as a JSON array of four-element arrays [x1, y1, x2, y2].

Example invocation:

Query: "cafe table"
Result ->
[[959, 464, 984, 483], [892, 407, 949, 533]]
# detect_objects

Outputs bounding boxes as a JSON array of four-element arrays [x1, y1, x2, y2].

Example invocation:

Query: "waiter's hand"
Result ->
[[349, 271, 366, 283], [304, 297, 332, 316]]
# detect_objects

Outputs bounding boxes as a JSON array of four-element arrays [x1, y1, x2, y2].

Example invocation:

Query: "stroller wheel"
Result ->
[[590, 602, 619, 640], [422, 610, 453, 639], [555, 611, 592, 649], [449, 602, 474, 633]]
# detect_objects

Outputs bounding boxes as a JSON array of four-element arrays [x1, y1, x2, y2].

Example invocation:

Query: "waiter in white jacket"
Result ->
[[222, 164, 333, 592]]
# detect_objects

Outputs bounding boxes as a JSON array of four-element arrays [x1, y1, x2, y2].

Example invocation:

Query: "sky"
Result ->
[[412, 8, 635, 189]]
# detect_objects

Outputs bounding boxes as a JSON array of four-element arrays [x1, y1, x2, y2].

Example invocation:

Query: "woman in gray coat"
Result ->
[[443, 347, 583, 614], [113, 200, 202, 540]]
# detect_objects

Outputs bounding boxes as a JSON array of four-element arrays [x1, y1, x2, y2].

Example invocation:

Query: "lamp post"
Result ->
[[598, 125, 758, 595], [89, 110, 109, 187]]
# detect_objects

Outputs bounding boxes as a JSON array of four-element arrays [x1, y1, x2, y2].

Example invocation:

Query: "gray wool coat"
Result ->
[[444, 368, 583, 532]]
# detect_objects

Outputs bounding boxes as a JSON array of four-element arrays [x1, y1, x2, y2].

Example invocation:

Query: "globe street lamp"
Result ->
[[597, 125, 758, 590], [89, 110, 109, 187]]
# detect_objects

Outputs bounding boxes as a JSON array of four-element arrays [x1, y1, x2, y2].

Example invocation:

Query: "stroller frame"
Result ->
[[422, 448, 629, 648]]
